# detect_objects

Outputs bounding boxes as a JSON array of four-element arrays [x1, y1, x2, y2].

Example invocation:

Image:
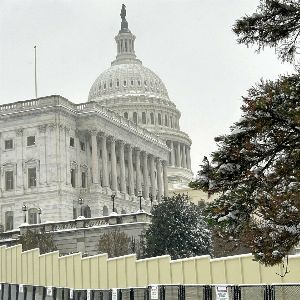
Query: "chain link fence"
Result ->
[[1, 282, 300, 300]]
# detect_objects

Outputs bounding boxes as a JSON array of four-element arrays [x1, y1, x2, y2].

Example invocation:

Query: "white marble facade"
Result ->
[[0, 8, 193, 231]]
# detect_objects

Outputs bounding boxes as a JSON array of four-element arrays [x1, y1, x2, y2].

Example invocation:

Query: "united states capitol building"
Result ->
[[0, 6, 193, 231]]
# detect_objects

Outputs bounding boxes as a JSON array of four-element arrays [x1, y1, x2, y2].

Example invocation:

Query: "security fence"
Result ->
[[1, 283, 300, 300]]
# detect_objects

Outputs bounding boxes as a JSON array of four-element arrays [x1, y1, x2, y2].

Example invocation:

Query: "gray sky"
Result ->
[[0, 0, 294, 174]]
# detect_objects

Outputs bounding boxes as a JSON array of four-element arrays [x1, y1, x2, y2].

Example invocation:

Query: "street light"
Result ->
[[138, 191, 143, 211], [149, 193, 153, 208], [22, 204, 28, 223], [38, 208, 42, 224], [111, 192, 116, 213], [78, 198, 84, 216]]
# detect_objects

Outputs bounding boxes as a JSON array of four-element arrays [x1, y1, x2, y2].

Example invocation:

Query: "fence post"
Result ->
[[203, 285, 211, 300], [160, 285, 165, 300], [179, 285, 185, 300], [130, 288, 134, 300], [233, 285, 241, 300]]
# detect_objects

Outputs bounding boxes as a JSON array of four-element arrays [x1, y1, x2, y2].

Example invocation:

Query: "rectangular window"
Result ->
[[5, 171, 14, 191], [80, 141, 85, 151], [70, 137, 75, 147], [71, 169, 76, 188], [28, 167, 37, 188], [82, 172, 86, 188], [27, 136, 36, 146], [5, 212, 14, 231], [4, 139, 13, 150]]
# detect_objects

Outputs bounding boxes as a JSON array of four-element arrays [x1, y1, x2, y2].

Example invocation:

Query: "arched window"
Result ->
[[150, 112, 154, 125], [131, 80, 134, 86], [138, 80, 141, 86], [116, 80, 119, 87], [123, 80, 127, 86], [83, 206, 91, 218], [28, 208, 38, 224], [109, 80, 112, 88], [165, 115, 168, 126], [133, 112, 138, 124], [103, 206, 108, 216], [142, 112, 146, 124], [103, 82, 106, 89], [158, 113, 162, 125], [124, 112, 128, 119], [5, 211, 13, 231]]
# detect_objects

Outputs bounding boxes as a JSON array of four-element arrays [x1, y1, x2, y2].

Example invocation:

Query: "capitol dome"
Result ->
[[88, 62, 169, 102], [87, 5, 193, 190]]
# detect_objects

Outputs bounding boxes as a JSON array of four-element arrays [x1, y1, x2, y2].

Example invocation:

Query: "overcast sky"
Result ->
[[0, 0, 294, 173]]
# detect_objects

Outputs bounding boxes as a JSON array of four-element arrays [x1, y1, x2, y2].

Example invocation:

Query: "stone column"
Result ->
[[182, 144, 187, 169], [156, 158, 163, 202], [38, 125, 48, 185], [142, 151, 149, 199], [16, 129, 24, 190], [101, 134, 109, 187], [135, 148, 142, 195], [110, 137, 117, 191], [187, 146, 191, 170], [119, 141, 126, 193], [170, 140, 175, 167], [162, 160, 169, 198], [127, 145, 134, 195], [90, 130, 99, 184], [176, 142, 181, 167], [75, 129, 81, 187], [149, 155, 156, 197], [65, 127, 71, 185]]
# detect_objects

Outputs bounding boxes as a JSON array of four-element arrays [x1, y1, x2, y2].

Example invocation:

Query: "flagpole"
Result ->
[[34, 45, 37, 99]]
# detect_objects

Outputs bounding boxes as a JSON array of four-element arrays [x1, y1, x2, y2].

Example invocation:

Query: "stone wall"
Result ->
[[1, 212, 151, 256]]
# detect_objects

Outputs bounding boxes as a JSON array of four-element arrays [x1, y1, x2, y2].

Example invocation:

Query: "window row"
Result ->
[[4, 207, 42, 231], [2, 135, 36, 150], [123, 111, 178, 128], [4, 167, 37, 191], [96, 78, 164, 91]]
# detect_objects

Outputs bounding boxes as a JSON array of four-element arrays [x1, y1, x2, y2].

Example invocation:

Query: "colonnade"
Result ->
[[90, 131, 169, 200], [167, 140, 191, 169]]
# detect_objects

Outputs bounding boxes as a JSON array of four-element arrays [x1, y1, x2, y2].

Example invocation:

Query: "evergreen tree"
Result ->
[[233, 0, 300, 63], [98, 229, 132, 258], [190, 74, 300, 266], [19, 230, 57, 254], [144, 194, 212, 260]]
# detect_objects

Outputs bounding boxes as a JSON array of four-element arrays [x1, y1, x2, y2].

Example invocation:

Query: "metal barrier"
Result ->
[[0, 283, 300, 299]]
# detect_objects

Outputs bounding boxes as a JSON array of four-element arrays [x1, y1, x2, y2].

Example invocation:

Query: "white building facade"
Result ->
[[0, 7, 193, 231]]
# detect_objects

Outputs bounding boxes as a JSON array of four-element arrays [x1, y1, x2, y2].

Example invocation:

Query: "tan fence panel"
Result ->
[[210, 258, 227, 284], [170, 260, 183, 284], [0, 244, 300, 288], [195, 255, 211, 284]]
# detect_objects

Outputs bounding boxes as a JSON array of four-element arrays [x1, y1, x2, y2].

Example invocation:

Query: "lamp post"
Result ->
[[38, 208, 42, 224], [111, 192, 116, 213], [149, 193, 153, 208], [22, 204, 28, 223], [78, 198, 83, 217], [138, 191, 143, 211]]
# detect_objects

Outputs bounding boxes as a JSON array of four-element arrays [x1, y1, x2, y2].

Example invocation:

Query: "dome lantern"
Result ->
[[112, 4, 141, 66]]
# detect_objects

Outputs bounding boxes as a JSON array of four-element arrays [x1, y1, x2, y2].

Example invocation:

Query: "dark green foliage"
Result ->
[[19, 230, 57, 254], [144, 194, 212, 260], [191, 74, 300, 266], [233, 0, 300, 63]]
